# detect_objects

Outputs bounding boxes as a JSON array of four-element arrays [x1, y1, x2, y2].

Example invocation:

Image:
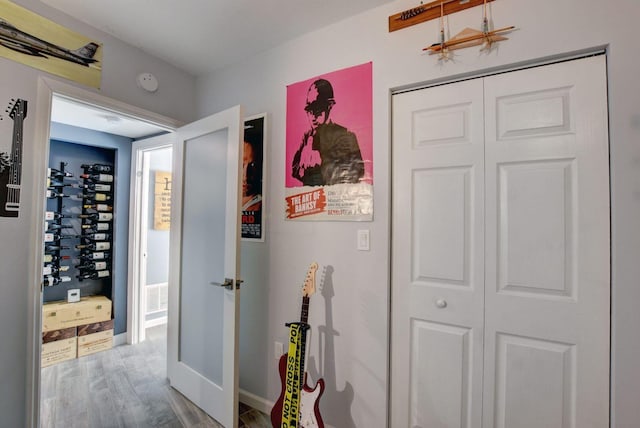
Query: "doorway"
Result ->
[[27, 77, 181, 427], [128, 138, 173, 345], [390, 55, 610, 427]]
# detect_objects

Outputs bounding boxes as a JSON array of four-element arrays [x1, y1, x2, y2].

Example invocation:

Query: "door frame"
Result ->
[[27, 76, 182, 428], [127, 137, 173, 345], [388, 48, 611, 427]]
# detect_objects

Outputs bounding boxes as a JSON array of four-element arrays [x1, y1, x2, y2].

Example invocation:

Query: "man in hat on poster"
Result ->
[[291, 79, 364, 186]]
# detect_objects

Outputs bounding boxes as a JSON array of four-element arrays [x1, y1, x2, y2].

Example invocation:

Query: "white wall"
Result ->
[[0, 1, 196, 426], [196, 0, 640, 426]]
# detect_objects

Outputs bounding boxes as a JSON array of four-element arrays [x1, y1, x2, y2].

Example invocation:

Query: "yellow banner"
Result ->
[[281, 323, 305, 427]]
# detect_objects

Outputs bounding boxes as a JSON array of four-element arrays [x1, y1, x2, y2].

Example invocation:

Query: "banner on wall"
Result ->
[[242, 114, 266, 241], [0, 0, 103, 88], [285, 62, 373, 221]]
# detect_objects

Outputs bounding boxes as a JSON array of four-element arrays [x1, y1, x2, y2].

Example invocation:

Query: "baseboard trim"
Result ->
[[240, 389, 273, 415], [113, 333, 127, 346], [145, 316, 167, 328]]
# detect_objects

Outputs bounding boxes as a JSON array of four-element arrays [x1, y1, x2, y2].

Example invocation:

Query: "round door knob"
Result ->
[[435, 299, 447, 308]]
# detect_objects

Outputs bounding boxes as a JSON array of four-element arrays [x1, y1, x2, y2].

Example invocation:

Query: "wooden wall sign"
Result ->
[[389, 0, 495, 32], [153, 171, 171, 230]]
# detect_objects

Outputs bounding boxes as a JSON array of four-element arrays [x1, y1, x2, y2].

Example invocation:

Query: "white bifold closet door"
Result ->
[[391, 55, 610, 428]]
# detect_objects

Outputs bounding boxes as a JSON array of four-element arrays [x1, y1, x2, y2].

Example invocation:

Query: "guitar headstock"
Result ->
[[301, 262, 319, 298], [6, 98, 27, 121]]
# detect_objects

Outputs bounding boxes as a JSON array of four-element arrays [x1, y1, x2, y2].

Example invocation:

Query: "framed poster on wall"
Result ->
[[0, 0, 103, 88], [285, 62, 373, 221], [241, 114, 266, 241]]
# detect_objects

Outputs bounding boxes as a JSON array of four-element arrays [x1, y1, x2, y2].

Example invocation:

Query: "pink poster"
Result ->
[[285, 62, 373, 221]]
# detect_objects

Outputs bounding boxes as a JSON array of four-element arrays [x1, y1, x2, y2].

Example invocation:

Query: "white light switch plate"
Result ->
[[357, 229, 370, 251]]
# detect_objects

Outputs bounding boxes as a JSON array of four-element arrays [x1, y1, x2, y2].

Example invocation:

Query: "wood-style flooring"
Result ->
[[41, 324, 271, 427]]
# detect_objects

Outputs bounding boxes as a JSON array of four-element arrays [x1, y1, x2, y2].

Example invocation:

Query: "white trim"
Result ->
[[127, 135, 174, 345], [113, 333, 128, 347], [145, 316, 168, 328], [391, 46, 607, 96], [239, 389, 273, 415], [28, 76, 182, 428]]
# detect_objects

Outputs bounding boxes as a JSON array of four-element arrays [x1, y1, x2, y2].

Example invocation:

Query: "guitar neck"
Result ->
[[9, 114, 24, 186], [301, 295, 310, 325], [299, 295, 310, 378]]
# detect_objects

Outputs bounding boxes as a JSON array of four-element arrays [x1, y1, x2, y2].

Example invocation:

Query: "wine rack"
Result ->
[[43, 162, 73, 287], [76, 164, 114, 282]]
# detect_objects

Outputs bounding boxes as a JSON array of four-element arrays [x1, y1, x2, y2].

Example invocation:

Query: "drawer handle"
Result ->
[[97, 305, 102, 309], [50, 312, 56, 317]]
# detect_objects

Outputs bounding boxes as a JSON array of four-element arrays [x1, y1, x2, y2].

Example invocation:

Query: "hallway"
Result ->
[[40, 325, 270, 427]]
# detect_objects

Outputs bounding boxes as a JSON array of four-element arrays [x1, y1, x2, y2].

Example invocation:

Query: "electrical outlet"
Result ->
[[274, 341, 284, 359]]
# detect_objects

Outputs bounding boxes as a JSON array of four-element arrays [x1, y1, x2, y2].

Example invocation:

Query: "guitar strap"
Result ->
[[281, 322, 308, 428]]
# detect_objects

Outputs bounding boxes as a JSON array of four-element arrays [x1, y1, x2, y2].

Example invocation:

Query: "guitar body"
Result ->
[[0, 168, 17, 217], [300, 374, 325, 428], [271, 353, 325, 428]]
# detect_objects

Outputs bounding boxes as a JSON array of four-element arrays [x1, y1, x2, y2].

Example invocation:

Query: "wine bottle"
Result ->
[[82, 232, 112, 241], [43, 264, 71, 275], [45, 223, 73, 231], [44, 233, 79, 243], [43, 254, 71, 263], [75, 261, 109, 271], [45, 211, 69, 221], [81, 164, 113, 173], [76, 182, 112, 192], [79, 212, 113, 221], [46, 190, 69, 199], [83, 204, 113, 212], [48, 167, 74, 178], [81, 222, 110, 231], [44, 244, 70, 252], [77, 270, 110, 280], [43, 275, 72, 286], [77, 192, 112, 202], [79, 251, 111, 260], [47, 180, 71, 188], [80, 173, 114, 183], [76, 241, 111, 251]]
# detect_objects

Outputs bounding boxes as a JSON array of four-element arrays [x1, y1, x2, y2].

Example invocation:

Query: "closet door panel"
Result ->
[[391, 79, 485, 428], [483, 56, 610, 428]]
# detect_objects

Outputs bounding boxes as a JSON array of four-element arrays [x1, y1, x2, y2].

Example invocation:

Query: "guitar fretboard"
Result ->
[[301, 295, 310, 324]]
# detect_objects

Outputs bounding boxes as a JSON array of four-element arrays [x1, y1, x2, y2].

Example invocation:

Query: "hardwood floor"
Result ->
[[41, 324, 271, 427]]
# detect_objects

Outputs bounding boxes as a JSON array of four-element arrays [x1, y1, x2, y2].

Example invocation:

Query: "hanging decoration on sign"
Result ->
[[422, 0, 515, 58]]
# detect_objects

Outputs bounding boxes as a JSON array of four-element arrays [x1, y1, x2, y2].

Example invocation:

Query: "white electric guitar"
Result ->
[[271, 262, 325, 428]]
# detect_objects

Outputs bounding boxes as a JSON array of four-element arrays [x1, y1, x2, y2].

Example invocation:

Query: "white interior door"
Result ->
[[482, 57, 610, 428], [391, 79, 486, 428], [167, 105, 243, 428], [391, 56, 609, 428]]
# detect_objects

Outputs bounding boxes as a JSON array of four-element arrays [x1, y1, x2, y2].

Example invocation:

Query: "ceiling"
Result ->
[[51, 96, 170, 139], [41, 0, 394, 77], [44, 0, 394, 137]]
